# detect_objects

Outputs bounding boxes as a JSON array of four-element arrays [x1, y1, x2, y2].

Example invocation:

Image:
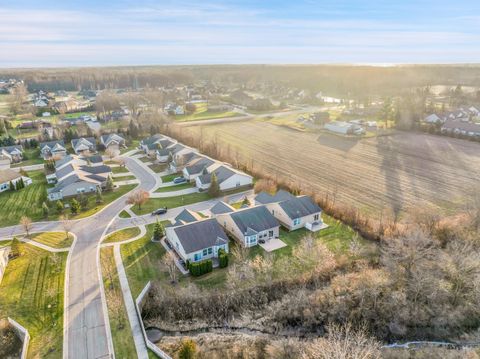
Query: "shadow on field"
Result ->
[[315, 133, 359, 153]]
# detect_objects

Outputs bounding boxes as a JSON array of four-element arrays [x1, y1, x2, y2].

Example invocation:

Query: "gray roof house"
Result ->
[[100, 133, 125, 151], [216, 206, 280, 247], [71, 137, 96, 154], [258, 191, 326, 232], [165, 218, 229, 263], [40, 140, 66, 160], [195, 165, 253, 192], [169, 209, 203, 227], [441, 119, 480, 137], [182, 156, 215, 181], [209, 201, 235, 217], [0, 145, 23, 163]]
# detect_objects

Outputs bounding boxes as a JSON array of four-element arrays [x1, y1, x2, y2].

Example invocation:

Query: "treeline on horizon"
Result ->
[[1, 64, 480, 99]]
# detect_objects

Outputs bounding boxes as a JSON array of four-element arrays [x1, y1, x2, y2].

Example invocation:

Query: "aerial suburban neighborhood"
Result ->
[[2, 1, 480, 357]]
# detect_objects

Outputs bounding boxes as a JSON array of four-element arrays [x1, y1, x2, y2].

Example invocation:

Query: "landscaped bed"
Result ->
[[0, 242, 67, 358], [103, 227, 141, 244], [118, 210, 131, 218]]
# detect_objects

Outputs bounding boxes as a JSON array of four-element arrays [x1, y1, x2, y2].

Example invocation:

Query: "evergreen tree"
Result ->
[[10, 237, 21, 258], [42, 202, 49, 218], [70, 199, 80, 215], [153, 220, 164, 241], [95, 186, 103, 204], [208, 173, 220, 197], [105, 177, 114, 192], [77, 194, 88, 210], [56, 200, 64, 214], [9, 181, 14, 191]]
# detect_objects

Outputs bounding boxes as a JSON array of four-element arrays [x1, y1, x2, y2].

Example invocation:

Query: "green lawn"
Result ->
[[139, 156, 153, 163], [160, 173, 181, 183], [31, 232, 74, 249], [131, 192, 212, 215], [148, 163, 167, 173], [154, 182, 193, 193], [113, 175, 136, 181], [120, 140, 140, 155], [103, 227, 141, 244], [0, 170, 49, 227], [11, 148, 43, 167], [100, 247, 137, 358], [118, 210, 131, 218], [0, 243, 67, 358], [111, 166, 130, 174], [120, 223, 169, 297]]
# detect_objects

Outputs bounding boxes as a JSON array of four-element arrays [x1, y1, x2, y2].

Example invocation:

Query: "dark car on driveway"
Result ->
[[173, 176, 187, 184], [152, 207, 168, 215]]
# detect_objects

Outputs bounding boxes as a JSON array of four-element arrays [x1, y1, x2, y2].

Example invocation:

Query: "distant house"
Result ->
[[208, 201, 235, 217], [216, 206, 280, 247], [424, 114, 443, 124], [47, 155, 111, 201], [0, 169, 32, 193], [258, 192, 325, 232], [40, 140, 66, 160], [164, 103, 185, 116], [168, 145, 198, 172], [165, 218, 229, 263], [100, 133, 125, 152], [71, 137, 96, 155], [0, 246, 10, 285], [140, 134, 173, 156], [324, 121, 364, 135], [195, 165, 253, 192], [0, 145, 23, 164], [441, 119, 480, 137], [34, 99, 49, 107]]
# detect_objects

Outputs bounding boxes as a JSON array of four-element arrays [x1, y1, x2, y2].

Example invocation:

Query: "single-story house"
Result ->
[[71, 137, 96, 155], [195, 165, 253, 192], [100, 133, 125, 152], [40, 140, 67, 160], [0, 169, 32, 193], [0, 246, 10, 285], [0, 145, 23, 163], [182, 156, 216, 181], [424, 113, 443, 124], [254, 189, 295, 206], [441, 119, 480, 137], [208, 201, 235, 217], [140, 134, 168, 155], [168, 145, 198, 172], [325, 121, 364, 135], [165, 218, 229, 263], [216, 206, 280, 247], [169, 208, 203, 227]]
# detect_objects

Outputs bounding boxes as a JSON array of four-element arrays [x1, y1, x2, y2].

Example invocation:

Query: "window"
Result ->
[[194, 253, 201, 261], [236, 181, 240, 187], [203, 249, 208, 256], [207, 247, 213, 255], [293, 218, 301, 226], [269, 230, 274, 237], [314, 214, 319, 221]]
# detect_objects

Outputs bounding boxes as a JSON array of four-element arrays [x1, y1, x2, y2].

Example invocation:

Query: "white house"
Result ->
[[0, 246, 10, 285], [165, 218, 229, 263], [39, 140, 66, 160], [0, 169, 32, 193], [324, 121, 364, 135], [195, 165, 253, 192], [100, 133, 125, 153], [182, 156, 216, 181], [216, 206, 280, 247], [0, 145, 23, 164]]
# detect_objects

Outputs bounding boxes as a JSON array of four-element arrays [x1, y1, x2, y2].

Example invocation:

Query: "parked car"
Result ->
[[173, 176, 187, 184], [151, 207, 168, 215]]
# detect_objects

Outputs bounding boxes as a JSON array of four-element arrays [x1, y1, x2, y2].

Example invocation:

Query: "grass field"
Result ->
[[154, 182, 193, 193], [31, 232, 74, 249], [131, 192, 211, 215], [103, 227, 141, 244], [181, 122, 480, 220], [0, 170, 48, 227], [114, 175, 136, 181], [160, 173, 181, 182], [111, 166, 130, 174], [100, 247, 137, 358], [148, 163, 167, 173], [0, 242, 67, 358]]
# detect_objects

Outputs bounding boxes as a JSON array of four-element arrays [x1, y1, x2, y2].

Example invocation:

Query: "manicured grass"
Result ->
[[120, 140, 140, 154], [118, 210, 131, 218], [0, 170, 49, 227], [111, 166, 130, 174], [0, 240, 12, 248], [148, 163, 167, 173], [120, 223, 169, 297], [154, 182, 193, 193], [31, 232, 74, 249], [100, 247, 137, 358], [103, 227, 141, 244], [138, 156, 152, 163], [160, 173, 181, 183], [0, 243, 67, 358], [131, 192, 212, 215], [114, 175, 136, 181]]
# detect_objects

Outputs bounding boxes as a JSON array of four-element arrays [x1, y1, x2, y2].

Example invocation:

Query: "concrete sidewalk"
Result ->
[[150, 187, 198, 198]]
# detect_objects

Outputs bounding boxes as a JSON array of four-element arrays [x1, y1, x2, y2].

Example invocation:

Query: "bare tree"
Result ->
[[105, 147, 119, 160], [20, 216, 32, 238], [9, 83, 28, 115], [126, 189, 149, 210], [60, 214, 73, 240], [162, 251, 178, 284]]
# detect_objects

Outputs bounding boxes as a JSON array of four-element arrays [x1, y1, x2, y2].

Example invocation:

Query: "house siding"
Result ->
[[266, 203, 322, 231], [219, 173, 253, 191]]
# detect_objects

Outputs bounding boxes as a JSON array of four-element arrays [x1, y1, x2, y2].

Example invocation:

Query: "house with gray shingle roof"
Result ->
[[0, 145, 23, 164], [165, 218, 229, 263], [182, 156, 215, 181], [209, 201, 235, 217], [169, 209, 203, 227], [195, 165, 253, 192], [257, 191, 326, 232], [71, 137, 96, 155], [100, 133, 125, 152], [216, 206, 280, 247], [40, 140, 66, 160]]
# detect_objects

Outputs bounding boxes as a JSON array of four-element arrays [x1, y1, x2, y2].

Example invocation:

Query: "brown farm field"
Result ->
[[181, 121, 480, 220]]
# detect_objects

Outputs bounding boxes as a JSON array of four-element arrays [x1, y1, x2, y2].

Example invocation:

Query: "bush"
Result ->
[[189, 259, 213, 277], [218, 248, 228, 268], [178, 339, 197, 359]]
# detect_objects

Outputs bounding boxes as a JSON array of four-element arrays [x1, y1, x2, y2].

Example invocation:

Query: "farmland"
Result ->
[[181, 122, 480, 220]]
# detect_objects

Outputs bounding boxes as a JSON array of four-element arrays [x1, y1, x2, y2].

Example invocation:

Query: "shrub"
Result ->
[[70, 199, 80, 215], [153, 221, 164, 241], [178, 339, 197, 359], [189, 259, 213, 277], [218, 248, 228, 268], [9, 237, 21, 258]]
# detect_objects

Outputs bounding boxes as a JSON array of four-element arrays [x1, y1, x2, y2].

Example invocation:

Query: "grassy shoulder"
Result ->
[[31, 232, 74, 249], [154, 182, 193, 193], [118, 210, 131, 218], [103, 227, 141, 244], [0, 242, 67, 358], [131, 192, 211, 215], [100, 247, 137, 358], [113, 175, 136, 181]]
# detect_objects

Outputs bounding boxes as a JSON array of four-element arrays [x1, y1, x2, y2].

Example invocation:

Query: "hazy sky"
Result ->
[[1, 0, 480, 67]]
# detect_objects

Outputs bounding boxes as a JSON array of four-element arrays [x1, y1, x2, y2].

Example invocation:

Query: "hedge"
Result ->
[[218, 249, 228, 268], [189, 259, 213, 277]]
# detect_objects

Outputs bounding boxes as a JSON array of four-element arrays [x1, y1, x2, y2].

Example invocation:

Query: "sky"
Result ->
[[1, 0, 480, 68]]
